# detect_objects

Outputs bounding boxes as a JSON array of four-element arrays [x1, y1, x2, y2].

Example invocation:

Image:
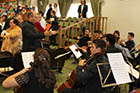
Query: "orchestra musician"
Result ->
[[2, 48, 57, 93], [129, 46, 140, 92], [61, 39, 108, 93], [121, 32, 135, 51]]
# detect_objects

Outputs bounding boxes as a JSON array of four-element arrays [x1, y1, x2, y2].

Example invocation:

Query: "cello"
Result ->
[[57, 54, 95, 93]]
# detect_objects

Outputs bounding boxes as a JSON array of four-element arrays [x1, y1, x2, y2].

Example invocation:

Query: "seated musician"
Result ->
[[77, 27, 91, 47], [2, 48, 57, 93], [104, 34, 122, 53], [62, 39, 108, 93], [94, 30, 103, 40], [121, 32, 135, 58], [71, 27, 91, 64], [113, 30, 122, 45], [134, 50, 140, 66], [121, 32, 135, 51]]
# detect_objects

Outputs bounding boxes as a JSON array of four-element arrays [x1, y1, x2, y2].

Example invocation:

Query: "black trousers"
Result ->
[[49, 35, 57, 45]]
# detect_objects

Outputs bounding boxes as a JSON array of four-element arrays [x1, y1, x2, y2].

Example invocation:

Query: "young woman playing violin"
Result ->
[[2, 48, 57, 93]]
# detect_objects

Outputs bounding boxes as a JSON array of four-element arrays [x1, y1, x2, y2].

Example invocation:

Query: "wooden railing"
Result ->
[[58, 16, 108, 48]]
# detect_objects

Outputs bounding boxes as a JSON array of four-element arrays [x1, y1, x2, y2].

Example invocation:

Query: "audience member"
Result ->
[[3, 12, 15, 30], [1, 19, 22, 55], [34, 14, 45, 32], [15, 14, 24, 28], [46, 4, 52, 20], [19, 7, 28, 22], [53, 3, 58, 14], [39, 11, 46, 29], [49, 10, 59, 46]]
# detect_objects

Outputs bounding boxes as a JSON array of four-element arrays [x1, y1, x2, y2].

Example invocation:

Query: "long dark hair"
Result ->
[[31, 48, 56, 88]]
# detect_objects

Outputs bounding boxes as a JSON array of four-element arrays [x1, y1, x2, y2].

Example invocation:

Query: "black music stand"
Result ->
[[96, 62, 136, 88], [96, 62, 117, 88]]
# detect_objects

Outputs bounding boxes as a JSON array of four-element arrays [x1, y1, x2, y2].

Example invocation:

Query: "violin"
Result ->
[[57, 54, 95, 93]]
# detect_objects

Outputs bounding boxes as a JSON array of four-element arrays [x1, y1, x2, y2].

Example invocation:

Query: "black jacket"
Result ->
[[22, 21, 45, 52], [76, 54, 108, 93], [78, 5, 88, 18], [46, 8, 52, 20], [106, 45, 122, 53], [51, 16, 59, 30], [125, 40, 135, 51]]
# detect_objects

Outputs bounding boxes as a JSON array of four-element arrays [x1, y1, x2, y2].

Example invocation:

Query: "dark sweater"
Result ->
[[22, 21, 45, 52]]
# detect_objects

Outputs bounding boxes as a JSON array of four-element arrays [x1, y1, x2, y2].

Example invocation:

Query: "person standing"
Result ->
[[22, 12, 55, 52], [39, 11, 46, 29], [53, 3, 58, 13], [49, 10, 59, 46], [46, 4, 52, 20], [78, 0, 88, 18]]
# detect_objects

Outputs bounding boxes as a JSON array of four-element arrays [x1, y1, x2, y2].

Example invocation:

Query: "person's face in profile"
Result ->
[[128, 34, 132, 40], [90, 43, 96, 55], [84, 29, 89, 36], [113, 32, 119, 38]]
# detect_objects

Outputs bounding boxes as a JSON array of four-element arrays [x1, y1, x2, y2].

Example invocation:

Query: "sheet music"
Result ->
[[21, 52, 34, 68], [69, 44, 82, 59], [107, 53, 131, 85], [125, 63, 140, 79]]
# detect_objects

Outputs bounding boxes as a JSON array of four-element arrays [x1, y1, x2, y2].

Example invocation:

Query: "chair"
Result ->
[[0, 52, 24, 76]]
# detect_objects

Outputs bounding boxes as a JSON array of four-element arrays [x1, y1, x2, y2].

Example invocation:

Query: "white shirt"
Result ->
[[81, 5, 84, 13], [40, 17, 46, 29]]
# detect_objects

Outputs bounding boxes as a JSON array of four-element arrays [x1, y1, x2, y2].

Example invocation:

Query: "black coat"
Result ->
[[51, 16, 59, 30], [76, 54, 108, 93], [106, 45, 122, 53], [46, 8, 52, 20], [22, 21, 45, 52], [125, 40, 135, 51], [78, 5, 88, 18]]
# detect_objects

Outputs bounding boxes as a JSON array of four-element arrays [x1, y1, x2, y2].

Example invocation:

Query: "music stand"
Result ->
[[97, 62, 136, 88], [96, 62, 117, 88]]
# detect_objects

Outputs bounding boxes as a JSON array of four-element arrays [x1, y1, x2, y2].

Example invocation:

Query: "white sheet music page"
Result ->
[[125, 63, 140, 79], [22, 52, 34, 68], [107, 53, 131, 85], [69, 44, 82, 59]]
